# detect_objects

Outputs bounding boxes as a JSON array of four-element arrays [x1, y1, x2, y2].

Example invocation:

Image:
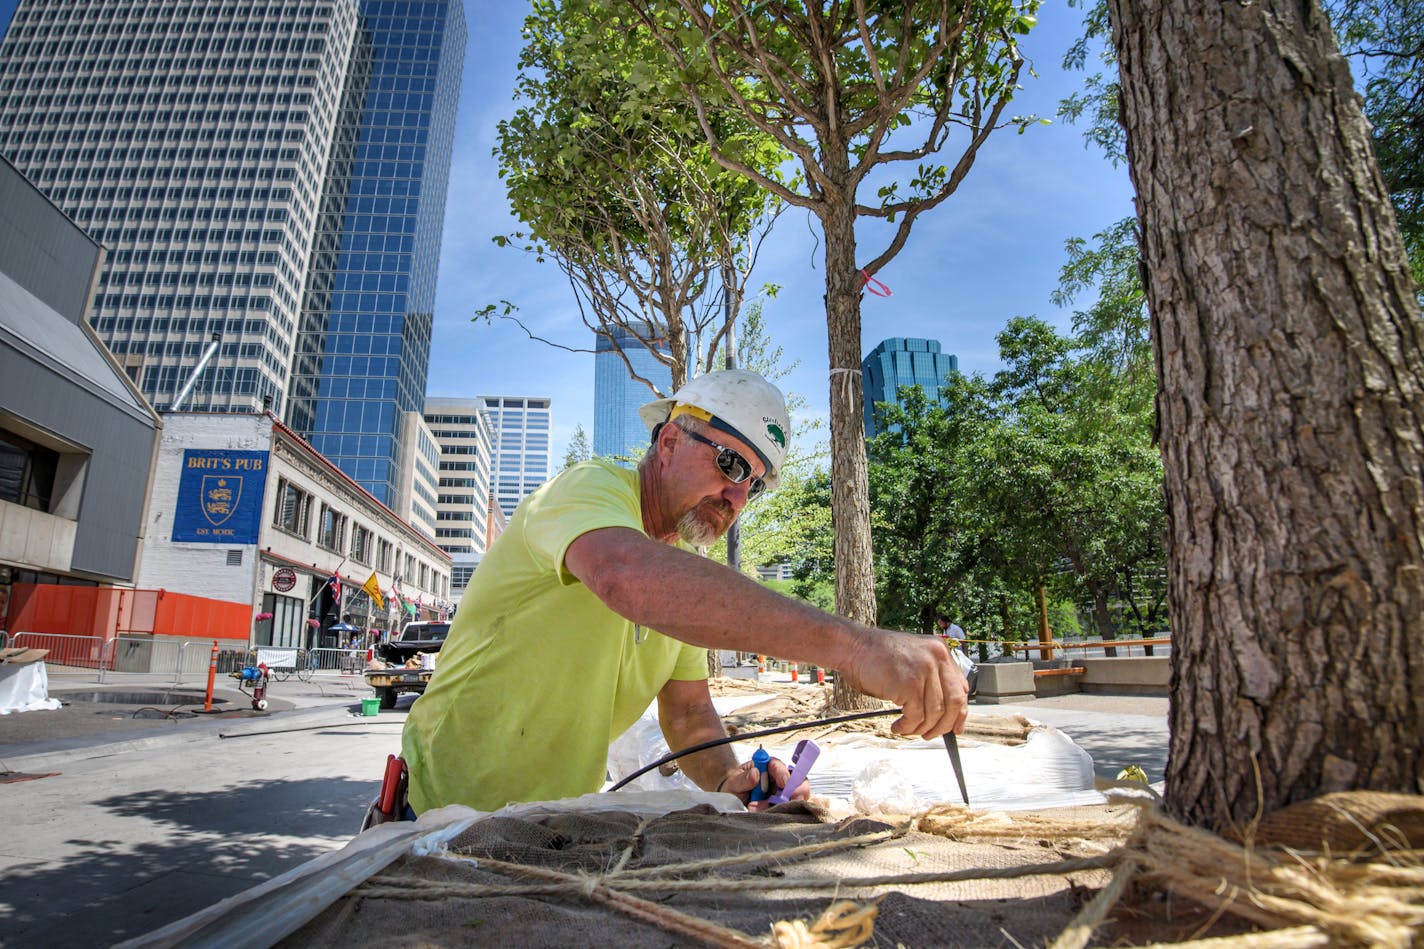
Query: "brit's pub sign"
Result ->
[[172, 450, 270, 543]]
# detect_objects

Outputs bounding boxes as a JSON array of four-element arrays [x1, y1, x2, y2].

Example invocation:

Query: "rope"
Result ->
[[348, 787, 1424, 949], [828, 367, 859, 409], [615, 825, 907, 879], [356, 851, 1121, 899], [771, 900, 879, 948], [1046, 857, 1140, 949]]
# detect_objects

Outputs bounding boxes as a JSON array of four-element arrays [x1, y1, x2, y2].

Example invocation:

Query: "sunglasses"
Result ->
[[682, 429, 766, 500]]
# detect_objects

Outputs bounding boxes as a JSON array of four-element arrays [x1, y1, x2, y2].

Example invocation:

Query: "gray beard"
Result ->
[[676, 504, 727, 547]]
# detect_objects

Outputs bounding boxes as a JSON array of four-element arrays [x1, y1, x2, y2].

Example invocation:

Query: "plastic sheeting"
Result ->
[[606, 695, 1106, 813], [0, 660, 62, 715]]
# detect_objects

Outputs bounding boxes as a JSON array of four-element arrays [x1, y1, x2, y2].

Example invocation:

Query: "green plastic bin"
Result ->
[[361, 697, 380, 717]]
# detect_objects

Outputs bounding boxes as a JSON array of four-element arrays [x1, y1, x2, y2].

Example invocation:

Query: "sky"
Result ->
[[0, 0, 1136, 462], [433, 2, 1135, 462]]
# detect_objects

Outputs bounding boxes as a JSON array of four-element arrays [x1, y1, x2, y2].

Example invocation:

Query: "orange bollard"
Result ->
[[204, 640, 218, 711], [790, 665, 798, 683], [757, 655, 765, 673], [815, 667, 825, 685]]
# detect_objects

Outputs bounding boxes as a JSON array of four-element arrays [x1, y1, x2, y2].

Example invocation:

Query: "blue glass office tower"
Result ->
[[861, 337, 959, 437], [287, 1, 466, 506], [593, 322, 672, 461]]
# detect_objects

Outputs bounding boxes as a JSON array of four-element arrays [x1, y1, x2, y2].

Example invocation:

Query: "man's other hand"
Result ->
[[715, 756, 809, 811]]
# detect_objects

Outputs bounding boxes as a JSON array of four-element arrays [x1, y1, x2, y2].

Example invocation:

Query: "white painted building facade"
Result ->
[[137, 411, 450, 647]]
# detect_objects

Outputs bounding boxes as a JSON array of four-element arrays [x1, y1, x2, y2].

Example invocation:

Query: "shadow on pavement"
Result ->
[[0, 775, 373, 948]]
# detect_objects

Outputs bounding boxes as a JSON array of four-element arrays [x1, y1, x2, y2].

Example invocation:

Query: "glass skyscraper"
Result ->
[[0, 0, 465, 507], [593, 321, 672, 461], [288, 0, 465, 505], [861, 337, 959, 437]]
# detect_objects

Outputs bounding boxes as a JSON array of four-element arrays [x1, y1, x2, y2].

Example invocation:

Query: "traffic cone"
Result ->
[[757, 656, 765, 673], [790, 665, 798, 683]]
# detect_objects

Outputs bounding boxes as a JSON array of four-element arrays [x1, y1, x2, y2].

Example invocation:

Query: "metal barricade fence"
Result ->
[[9, 632, 110, 678], [311, 646, 366, 676], [10, 633, 252, 684]]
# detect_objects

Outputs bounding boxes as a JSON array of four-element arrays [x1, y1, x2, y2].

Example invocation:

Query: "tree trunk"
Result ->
[[1090, 581, 1117, 657], [823, 188, 879, 712], [1035, 585, 1053, 661], [1109, 0, 1424, 829]]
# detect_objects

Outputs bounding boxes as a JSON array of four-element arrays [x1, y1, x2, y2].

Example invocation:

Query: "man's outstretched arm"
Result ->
[[566, 527, 968, 739]]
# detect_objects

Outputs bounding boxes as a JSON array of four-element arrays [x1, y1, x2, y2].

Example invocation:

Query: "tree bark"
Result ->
[[1109, 0, 1424, 829], [824, 182, 879, 712], [1089, 581, 1118, 657]]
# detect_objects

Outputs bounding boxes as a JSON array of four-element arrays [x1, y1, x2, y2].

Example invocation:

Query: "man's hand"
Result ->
[[839, 631, 969, 740], [715, 756, 809, 811]]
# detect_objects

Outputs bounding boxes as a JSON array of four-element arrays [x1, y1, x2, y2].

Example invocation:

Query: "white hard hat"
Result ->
[[639, 369, 790, 489]]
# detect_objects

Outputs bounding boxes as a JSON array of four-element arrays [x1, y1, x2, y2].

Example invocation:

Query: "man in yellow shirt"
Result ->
[[401, 369, 969, 814]]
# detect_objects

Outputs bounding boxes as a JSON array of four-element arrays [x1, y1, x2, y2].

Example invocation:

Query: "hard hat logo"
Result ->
[[639, 369, 791, 492]]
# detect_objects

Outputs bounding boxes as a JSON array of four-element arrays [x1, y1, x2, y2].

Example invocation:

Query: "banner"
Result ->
[[171, 449, 269, 543]]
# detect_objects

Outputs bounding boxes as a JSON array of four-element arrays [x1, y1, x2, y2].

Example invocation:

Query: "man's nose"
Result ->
[[721, 479, 752, 509]]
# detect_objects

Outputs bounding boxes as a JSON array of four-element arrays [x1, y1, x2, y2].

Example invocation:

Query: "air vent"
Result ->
[[226, 549, 243, 566]]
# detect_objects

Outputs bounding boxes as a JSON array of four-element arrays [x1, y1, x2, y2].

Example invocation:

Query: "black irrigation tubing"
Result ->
[[219, 720, 401, 740], [606, 707, 906, 793]]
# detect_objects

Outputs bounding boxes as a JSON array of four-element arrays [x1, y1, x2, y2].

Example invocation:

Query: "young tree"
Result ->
[[561, 424, 592, 471], [1109, 0, 1424, 828], [629, 0, 1041, 707], [492, 0, 783, 392]]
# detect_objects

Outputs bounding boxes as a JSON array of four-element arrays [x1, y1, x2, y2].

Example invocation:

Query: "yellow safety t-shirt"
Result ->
[[402, 459, 709, 813]]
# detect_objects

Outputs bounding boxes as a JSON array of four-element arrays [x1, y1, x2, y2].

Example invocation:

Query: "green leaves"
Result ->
[[865, 311, 1166, 637]]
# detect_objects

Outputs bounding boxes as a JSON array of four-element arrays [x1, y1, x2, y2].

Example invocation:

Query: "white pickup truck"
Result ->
[[363, 620, 450, 709]]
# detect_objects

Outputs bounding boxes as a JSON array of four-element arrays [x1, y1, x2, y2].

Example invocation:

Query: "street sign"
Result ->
[[272, 567, 297, 592]]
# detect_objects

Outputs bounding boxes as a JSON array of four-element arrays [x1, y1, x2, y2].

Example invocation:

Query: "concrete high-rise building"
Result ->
[[593, 321, 671, 461], [0, 0, 466, 508], [481, 395, 551, 520], [393, 409, 440, 541], [423, 396, 495, 594], [861, 337, 959, 437]]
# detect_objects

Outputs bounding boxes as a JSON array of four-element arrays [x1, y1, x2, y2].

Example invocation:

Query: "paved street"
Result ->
[[0, 678, 411, 948]]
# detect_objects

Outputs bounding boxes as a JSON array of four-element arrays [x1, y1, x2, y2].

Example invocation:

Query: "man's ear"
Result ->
[[652, 420, 680, 461]]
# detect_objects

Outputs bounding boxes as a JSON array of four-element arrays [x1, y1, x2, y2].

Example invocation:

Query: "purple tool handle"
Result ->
[[767, 739, 820, 805]]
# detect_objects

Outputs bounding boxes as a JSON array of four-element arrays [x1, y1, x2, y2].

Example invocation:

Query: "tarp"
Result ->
[[0, 661, 62, 714], [607, 695, 1104, 813]]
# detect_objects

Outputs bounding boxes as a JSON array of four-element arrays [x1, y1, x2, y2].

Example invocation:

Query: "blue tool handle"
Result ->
[[748, 747, 771, 803]]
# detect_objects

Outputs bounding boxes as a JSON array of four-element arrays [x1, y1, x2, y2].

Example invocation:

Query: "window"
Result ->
[[317, 504, 346, 552], [0, 430, 59, 512], [273, 478, 311, 537], [350, 524, 372, 565], [377, 538, 393, 573]]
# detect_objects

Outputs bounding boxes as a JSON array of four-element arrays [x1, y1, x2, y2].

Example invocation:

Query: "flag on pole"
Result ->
[[328, 571, 342, 607], [360, 571, 384, 610]]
